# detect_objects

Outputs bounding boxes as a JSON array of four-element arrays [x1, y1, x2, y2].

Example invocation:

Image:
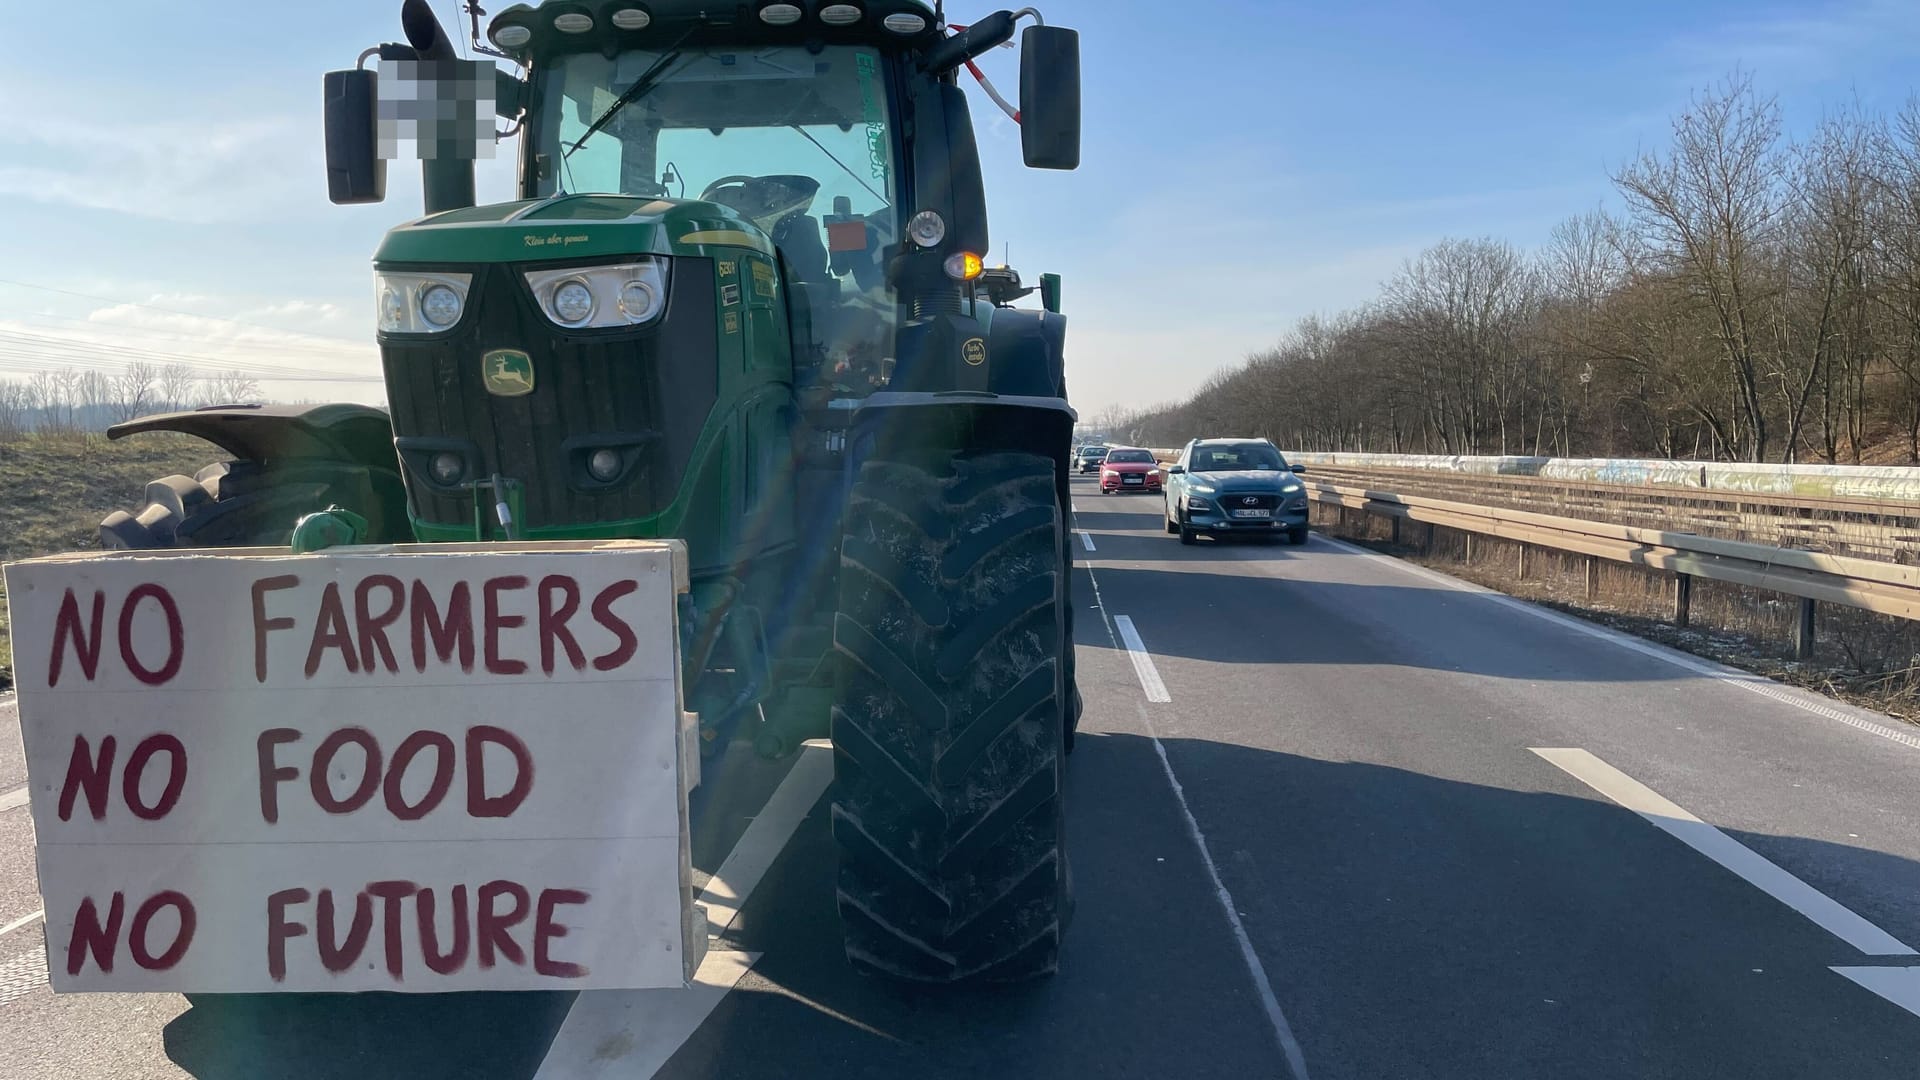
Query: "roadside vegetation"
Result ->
[[1110, 72, 1920, 466], [0, 433, 219, 690]]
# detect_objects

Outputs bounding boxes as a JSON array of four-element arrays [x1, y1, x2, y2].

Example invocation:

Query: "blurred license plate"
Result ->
[[1231, 508, 1271, 518], [1124, 476, 1143, 484]]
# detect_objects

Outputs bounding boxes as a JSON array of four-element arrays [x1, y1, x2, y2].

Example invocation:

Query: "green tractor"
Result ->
[[99, 0, 1083, 983]]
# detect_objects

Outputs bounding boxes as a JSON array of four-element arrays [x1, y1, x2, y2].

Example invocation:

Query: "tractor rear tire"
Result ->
[[833, 451, 1070, 983]]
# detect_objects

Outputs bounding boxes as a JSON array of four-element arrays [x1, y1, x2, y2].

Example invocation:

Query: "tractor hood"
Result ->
[[374, 194, 777, 265]]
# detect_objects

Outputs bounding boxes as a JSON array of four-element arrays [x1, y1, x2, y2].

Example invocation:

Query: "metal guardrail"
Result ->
[[1305, 479, 1920, 658], [1296, 463, 1920, 565]]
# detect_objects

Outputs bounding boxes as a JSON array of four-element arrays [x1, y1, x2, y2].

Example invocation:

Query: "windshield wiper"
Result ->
[[790, 125, 887, 204], [565, 23, 702, 162]]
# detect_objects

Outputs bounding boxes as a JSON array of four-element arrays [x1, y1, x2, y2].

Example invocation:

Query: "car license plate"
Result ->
[[1231, 508, 1271, 518], [1124, 476, 1143, 484]]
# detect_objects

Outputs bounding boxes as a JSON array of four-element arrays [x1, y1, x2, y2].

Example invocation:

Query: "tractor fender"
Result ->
[[108, 402, 402, 470], [851, 391, 1077, 476], [984, 306, 1070, 399], [102, 403, 412, 548]]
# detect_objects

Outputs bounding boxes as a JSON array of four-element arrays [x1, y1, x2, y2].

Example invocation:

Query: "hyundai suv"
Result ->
[[1164, 438, 1309, 544]]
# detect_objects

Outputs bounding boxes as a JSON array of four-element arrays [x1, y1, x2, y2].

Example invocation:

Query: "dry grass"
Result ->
[[0, 433, 221, 690], [1313, 502, 1920, 725]]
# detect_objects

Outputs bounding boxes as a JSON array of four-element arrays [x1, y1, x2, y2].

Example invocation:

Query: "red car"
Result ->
[[1100, 447, 1163, 494]]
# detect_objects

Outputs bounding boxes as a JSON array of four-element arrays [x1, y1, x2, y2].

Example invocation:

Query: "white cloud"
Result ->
[[0, 114, 317, 224], [78, 303, 374, 371]]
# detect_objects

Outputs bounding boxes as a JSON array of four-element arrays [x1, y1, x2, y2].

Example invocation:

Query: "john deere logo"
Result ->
[[962, 337, 988, 367], [483, 349, 535, 397]]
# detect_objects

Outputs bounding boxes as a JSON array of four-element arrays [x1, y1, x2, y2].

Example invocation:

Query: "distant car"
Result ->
[[1075, 445, 1109, 473], [1100, 447, 1163, 494], [1163, 438, 1310, 545]]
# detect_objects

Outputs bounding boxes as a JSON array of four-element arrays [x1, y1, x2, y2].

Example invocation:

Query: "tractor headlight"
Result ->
[[587, 448, 624, 482], [374, 271, 472, 334], [907, 210, 946, 249], [524, 259, 670, 330], [551, 280, 596, 325], [419, 284, 463, 328], [430, 452, 466, 486]]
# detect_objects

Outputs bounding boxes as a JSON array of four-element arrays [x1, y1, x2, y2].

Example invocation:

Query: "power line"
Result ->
[[0, 353, 383, 384], [5, 310, 374, 359], [0, 327, 378, 381], [0, 278, 369, 345]]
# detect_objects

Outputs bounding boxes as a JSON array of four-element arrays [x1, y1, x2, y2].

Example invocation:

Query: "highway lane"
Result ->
[[5, 474, 1920, 1075], [1077, 483, 1920, 1078]]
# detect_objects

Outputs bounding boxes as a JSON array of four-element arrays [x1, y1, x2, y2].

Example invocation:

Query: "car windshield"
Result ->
[[1081, 447, 1107, 458], [1106, 450, 1154, 463], [1190, 444, 1287, 472]]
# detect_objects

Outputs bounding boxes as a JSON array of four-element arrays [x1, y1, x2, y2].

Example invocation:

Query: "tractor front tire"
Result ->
[[833, 451, 1070, 983], [100, 461, 380, 551]]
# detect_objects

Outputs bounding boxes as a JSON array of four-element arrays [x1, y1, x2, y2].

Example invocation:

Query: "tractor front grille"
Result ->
[[380, 261, 718, 532]]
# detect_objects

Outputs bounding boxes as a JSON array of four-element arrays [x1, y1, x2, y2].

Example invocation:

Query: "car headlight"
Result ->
[[1188, 483, 1217, 495], [524, 259, 670, 330], [375, 271, 473, 334], [1281, 482, 1303, 494]]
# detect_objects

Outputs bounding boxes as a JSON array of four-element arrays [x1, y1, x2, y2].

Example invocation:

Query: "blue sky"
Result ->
[[3, 0, 1919, 413]]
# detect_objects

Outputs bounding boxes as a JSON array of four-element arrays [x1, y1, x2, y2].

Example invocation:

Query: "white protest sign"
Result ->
[[3, 540, 702, 993]]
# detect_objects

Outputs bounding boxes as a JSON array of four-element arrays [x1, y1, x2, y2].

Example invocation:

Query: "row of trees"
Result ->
[[0, 364, 262, 441], [1119, 74, 1920, 464]]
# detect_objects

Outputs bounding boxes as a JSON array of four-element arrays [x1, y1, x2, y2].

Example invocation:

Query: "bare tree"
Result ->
[[1614, 72, 1785, 460], [111, 361, 158, 423], [197, 371, 263, 407], [156, 364, 197, 413], [0, 381, 27, 442]]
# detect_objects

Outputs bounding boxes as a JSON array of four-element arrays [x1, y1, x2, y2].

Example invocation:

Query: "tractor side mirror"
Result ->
[[323, 68, 386, 204], [1020, 26, 1081, 170], [1040, 272, 1063, 313]]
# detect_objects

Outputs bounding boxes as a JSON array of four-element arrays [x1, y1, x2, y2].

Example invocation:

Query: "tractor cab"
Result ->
[[320, 0, 1080, 558]]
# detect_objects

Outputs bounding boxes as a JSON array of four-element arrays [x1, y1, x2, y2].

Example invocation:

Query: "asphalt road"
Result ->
[[7, 474, 1920, 1076]]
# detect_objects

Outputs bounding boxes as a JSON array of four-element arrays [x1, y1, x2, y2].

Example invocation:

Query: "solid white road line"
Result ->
[[1833, 966, 1920, 1020], [1114, 615, 1171, 704], [532, 950, 760, 1079], [1533, 748, 1917, 956], [0, 786, 25, 814], [696, 741, 834, 935], [1078, 529, 1096, 552], [1080, 569, 1309, 1078], [1314, 534, 1920, 754], [1140, 699, 1311, 1080], [0, 909, 43, 940], [534, 739, 833, 1078]]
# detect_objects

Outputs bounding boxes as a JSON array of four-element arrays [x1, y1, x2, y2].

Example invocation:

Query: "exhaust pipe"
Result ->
[[400, 0, 476, 212]]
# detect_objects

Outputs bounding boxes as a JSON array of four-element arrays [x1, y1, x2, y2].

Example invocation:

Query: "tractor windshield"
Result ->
[[536, 45, 902, 392], [537, 45, 900, 253]]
